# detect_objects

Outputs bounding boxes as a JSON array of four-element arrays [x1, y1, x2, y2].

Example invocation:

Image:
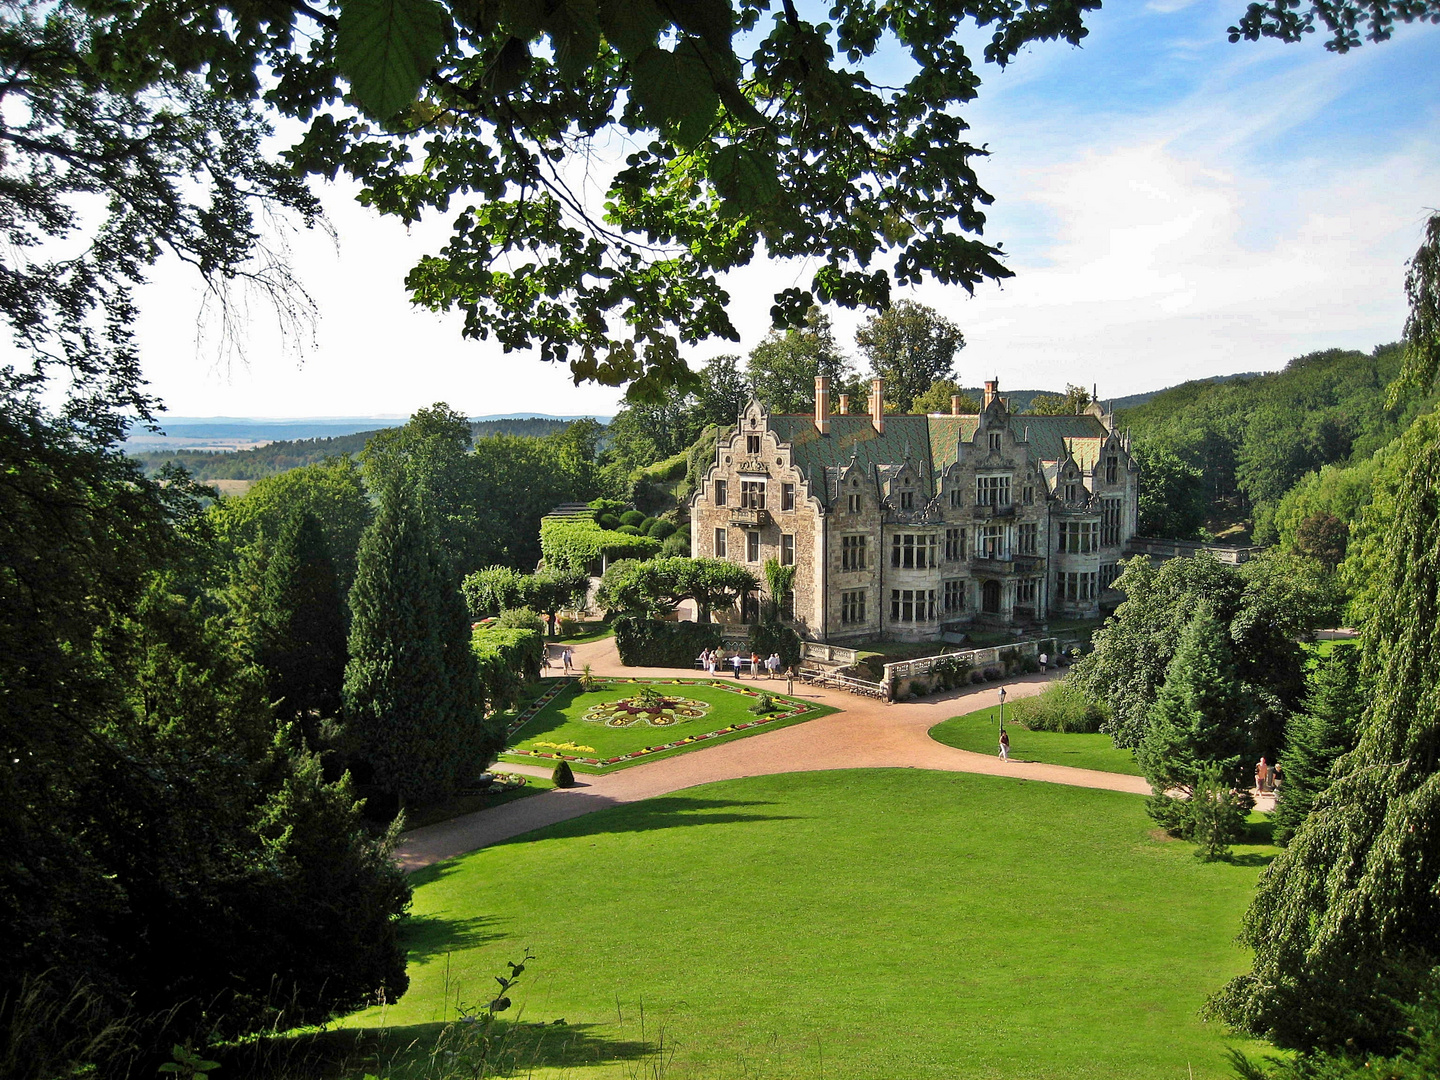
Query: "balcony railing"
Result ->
[[973, 502, 1016, 519], [969, 553, 1014, 574], [729, 506, 770, 527]]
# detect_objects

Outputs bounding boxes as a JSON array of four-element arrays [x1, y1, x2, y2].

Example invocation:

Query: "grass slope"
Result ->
[[499, 679, 830, 773], [345, 770, 1272, 1079], [930, 705, 1144, 776]]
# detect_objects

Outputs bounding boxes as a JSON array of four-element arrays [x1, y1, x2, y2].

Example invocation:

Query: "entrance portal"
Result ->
[[982, 579, 1002, 614]]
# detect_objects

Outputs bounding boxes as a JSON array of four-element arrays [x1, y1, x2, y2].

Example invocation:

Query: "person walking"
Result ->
[[1256, 756, 1271, 794], [697, 647, 709, 672], [731, 652, 742, 679], [999, 728, 1011, 762], [768, 652, 780, 678], [750, 650, 760, 679], [563, 647, 574, 674]]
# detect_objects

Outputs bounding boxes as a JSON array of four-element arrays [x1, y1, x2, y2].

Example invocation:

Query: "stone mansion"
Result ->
[[690, 377, 1141, 642]]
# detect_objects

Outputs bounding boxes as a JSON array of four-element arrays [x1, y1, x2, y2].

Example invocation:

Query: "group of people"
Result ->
[[697, 648, 785, 679]]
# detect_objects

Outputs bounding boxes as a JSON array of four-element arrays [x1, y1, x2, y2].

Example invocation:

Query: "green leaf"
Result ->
[[336, 0, 449, 120], [708, 144, 780, 212], [666, 0, 733, 54], [597, 0, 666, 60], [630, 41, 718, 148], [545, 0, 600, 82], [497, 0, 545, 38]]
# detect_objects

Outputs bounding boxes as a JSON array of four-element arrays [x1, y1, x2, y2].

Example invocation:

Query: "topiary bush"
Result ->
[[619, 510, 646, 527], [1006, 679, 1109, 733], [616, 524, 642, 535], [647, 518, 677, 540], [599, 513, 621, 530], [613, 616, 721, 667], [496, 607, 545, 632], [552, 760, 576, 787], [640, 516, 657, 533]]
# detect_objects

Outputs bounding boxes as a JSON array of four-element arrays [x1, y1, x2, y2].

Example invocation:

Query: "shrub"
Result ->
[[748, 693, 777, 715], [471, 626, 545, 710], [619, 510, 646, 527], [540, 517, 660, 570], [1188, 763, 1248, 860], [640, 516, 657, 533], [1006, 680, 1108, 733], [969, 669, 986, 684], [577, 663, 599, 692], [747, 622, 801, 670], [1019, 654, 1041, 674], [931, 655, 973, 691], [496, 607, 545, 633], [599, 514, 621, 530], [661, 529, 690, 556], [998, 646, 1019, 674], [982, 665, 1004, 681], [616, 524, 642, 535], [557, 616, 579, 637], [647, 518, 677, 540], [552, 760, 576, 787], [613, 617, 721, 667]]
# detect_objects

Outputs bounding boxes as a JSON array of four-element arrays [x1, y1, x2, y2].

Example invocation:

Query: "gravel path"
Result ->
[[397, 638, 1151, 871]]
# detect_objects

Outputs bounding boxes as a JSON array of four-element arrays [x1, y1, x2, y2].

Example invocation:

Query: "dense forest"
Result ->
[[129, 417, 578, 480], [1119, 344, 1439, 547]]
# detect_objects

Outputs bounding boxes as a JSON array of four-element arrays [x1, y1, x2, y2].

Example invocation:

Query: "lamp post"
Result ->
[[998, 685, 1007, 737]]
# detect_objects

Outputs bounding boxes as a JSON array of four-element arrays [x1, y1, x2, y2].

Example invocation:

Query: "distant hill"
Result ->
[[128, 416, 595, 481]]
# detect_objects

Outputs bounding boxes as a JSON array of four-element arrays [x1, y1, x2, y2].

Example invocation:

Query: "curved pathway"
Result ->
[[398, 637, 1151, 870]]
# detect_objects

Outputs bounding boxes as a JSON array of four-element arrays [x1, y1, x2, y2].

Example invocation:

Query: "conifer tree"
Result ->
[[1271, 646, 1366, 845], [1210, 411, 1440, 1054], [344, 491, 489, 807], [1137, 604, 1255, 836], [256, 510, 348, 732]]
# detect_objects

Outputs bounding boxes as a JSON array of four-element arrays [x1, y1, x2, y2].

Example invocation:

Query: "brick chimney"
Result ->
[[815, 376, 830, 434], [951, 394, 963, 416], [983, 378, 999, 408], [870, 377, 884, 433], [838, 393, 849, 415]]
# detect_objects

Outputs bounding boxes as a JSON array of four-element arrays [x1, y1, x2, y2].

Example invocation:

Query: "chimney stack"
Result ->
[[815, 376, 830, 434], [870, 378, 885, 433], [838, 393, 849, 415], [983, 378, 998, 408], [951, 394, 963, 416]]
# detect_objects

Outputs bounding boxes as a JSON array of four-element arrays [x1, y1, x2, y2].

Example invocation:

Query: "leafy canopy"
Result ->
[[853, 300, 965, 414]]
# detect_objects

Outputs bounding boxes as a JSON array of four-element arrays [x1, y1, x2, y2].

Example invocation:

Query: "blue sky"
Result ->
[[132, 2, 1440, 417]]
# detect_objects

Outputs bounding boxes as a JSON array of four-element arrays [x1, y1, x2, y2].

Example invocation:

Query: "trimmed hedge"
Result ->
[[471, 626, 545, 710], [540, 516, 661, 571], [747, 622, 801, 670], [1007, 680, 1108, 733], [613, 616, 721, 667]]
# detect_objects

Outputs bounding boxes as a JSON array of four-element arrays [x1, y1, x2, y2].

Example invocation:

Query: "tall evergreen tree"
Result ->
[[1271, 646, 1367, 845], [344, 491, 490, 807], [1137, 604, 1255, 835], [1209, 410, 1440, 1054], [256, 511, 348, 731]]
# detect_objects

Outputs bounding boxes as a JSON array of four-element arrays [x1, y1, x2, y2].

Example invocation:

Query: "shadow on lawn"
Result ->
[[493, 794, 799, 849], [237, 1019, 655, 1079], [401, 913, 507, 965]]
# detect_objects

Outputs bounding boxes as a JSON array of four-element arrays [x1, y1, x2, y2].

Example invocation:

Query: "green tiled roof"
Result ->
[[767, 411, 1109, 491]]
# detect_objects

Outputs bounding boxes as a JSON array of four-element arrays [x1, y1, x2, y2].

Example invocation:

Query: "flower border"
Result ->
[[501, 678, 814, 769]]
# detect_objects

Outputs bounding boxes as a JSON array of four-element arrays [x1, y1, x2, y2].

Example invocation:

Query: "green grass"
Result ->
[[929, 705, 1144, 776], [340, 770, 1275, 1079], [498, 678, 832, 774], [555, 622, 614, 644]]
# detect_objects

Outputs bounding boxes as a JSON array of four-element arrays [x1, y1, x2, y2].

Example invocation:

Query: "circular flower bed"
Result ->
[[583, 693, 710, 729]]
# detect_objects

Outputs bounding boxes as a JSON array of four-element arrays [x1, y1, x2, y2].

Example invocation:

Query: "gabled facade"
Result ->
[[690, 377, 1140, 642]]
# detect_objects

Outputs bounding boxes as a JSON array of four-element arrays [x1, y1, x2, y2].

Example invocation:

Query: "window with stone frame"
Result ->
[[976, 474, 1011, 506], [1100, 562, 1120, 590], [988, 432, 1001, 451], [943, 578, 965, 613], [714, 479, 727, 506], [841, 589, 867, 625], [890, 588, 937, 621], [746, 434, 761, 455], [978, 524, 1006, 559], [847, 492, 861, 513], [1022, 483, 1034, 504], [740, 480, 766, 509], [900, 489, 915, 510], [780, 533, 795, 565], [841, 534, 867, 570], [781, 483, 795, 510], [1057, 520, 1098, 554], [746, 531, 760, 562], [1017, 522, 1038, 555], [1106, 455, 1118, 484], [950, 487, 964, 508], [714, 527, 727, 558], [945, 527, 966, 561], [1101, 497, 1122, 546], [1016, 579, 1037, 605], [890, 533, 937, 569]]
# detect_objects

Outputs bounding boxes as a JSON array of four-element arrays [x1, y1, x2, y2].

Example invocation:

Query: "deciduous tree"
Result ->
[[854, 300, 964, 413], [747, 308, 855, 414]]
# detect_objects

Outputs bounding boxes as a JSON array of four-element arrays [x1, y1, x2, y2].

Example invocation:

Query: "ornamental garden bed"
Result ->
[[498, 678, 831, 773]]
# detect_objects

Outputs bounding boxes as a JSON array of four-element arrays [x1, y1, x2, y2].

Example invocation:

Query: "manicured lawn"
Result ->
[[340, 770, 1275, 1079], [929, 704, 1144, 776], [498, 678, 832, 773], [400, 774, 557, 830]]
